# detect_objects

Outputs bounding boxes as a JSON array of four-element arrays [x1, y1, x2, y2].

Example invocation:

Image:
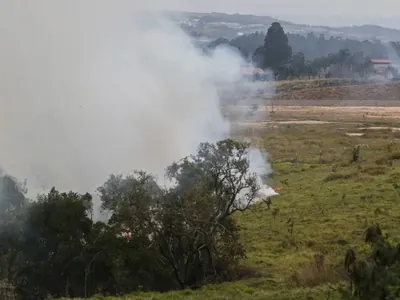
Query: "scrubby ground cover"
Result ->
[[273, 81, 400, 101], [80, 108, 400, 300]]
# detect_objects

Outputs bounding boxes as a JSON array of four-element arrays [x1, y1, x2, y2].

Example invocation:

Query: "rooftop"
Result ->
[[370, 59, 391, 64]]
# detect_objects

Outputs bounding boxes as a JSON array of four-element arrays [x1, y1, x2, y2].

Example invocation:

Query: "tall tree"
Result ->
[[17, 189, 93, 299], [253, 22, 292, 75]]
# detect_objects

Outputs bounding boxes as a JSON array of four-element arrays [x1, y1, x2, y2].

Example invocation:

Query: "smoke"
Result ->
[[0, 1, 274, 216], [387, 43, 400, 78]]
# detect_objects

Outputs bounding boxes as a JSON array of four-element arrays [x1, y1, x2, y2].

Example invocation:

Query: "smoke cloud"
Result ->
[[0, 1, 274, 214]]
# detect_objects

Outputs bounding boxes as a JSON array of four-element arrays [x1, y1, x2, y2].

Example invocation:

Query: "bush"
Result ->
[[344, 225, 400, 299], [0, 280, 17, 300]]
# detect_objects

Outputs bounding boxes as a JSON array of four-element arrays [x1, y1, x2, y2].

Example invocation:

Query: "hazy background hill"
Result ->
[[168, 11, 400, 42]]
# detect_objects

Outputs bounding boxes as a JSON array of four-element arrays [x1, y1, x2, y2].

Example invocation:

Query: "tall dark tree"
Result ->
[[253, 22, 292, 75]]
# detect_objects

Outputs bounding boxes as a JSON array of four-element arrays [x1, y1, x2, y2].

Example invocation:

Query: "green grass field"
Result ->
[[81, 108, 400, 300]]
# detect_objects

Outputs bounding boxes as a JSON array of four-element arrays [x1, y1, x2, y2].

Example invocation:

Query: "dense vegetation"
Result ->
[[0, 139, 269, 299], [207, 22, 400, 80]]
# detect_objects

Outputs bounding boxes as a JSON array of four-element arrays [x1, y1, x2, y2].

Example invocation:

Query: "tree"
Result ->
[[0, 173, 27, 223], [289, 52, 308, 78], [98, 139, 261, 289], [16, 188, 93, 299], [0, 173, 29, 298], [390, 41, 400, 58], [253, 22, 292, 76]]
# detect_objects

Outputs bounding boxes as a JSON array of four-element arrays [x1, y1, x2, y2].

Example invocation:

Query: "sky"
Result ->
[[165, 0, 400, 28]]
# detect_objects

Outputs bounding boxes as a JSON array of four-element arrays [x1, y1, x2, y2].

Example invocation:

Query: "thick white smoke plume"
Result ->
[[0, 1, 275, 215]]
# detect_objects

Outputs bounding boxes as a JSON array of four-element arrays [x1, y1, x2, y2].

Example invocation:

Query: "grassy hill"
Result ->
[[79, 108, 400, 300]]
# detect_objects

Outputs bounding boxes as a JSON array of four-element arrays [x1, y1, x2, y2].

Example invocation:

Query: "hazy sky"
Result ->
[[166, 0, 400, 28]]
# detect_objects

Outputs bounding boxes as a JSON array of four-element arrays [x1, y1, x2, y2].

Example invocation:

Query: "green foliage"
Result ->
[[344, 225, 400, 299], [0, 138, 262, 299], [99, 139, 259, 290], [0, 280, 17, 300], [0, 173, 27, 222]]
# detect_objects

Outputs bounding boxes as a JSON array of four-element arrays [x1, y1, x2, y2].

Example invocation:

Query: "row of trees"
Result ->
[[229, 31, 390, 61], [207, 22, 400, 80], [252, 22, 377, 80], [0, 139, 265, 299]]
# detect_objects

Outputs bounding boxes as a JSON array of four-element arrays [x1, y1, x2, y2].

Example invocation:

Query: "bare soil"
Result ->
[[271, 106, 400, 120]]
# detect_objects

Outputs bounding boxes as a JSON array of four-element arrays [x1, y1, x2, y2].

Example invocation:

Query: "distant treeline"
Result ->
[[206, 23, 400, 80], [209, 31, 400, 61]]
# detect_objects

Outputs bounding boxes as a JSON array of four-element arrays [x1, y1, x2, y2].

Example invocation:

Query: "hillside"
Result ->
[[171, 11, 400, 42], [273, 80, 400, 101], [221, 80, 400, 108], [79, 95, 400, 300]]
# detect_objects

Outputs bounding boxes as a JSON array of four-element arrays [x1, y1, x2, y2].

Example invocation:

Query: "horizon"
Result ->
[[168, 9, 400, 30]]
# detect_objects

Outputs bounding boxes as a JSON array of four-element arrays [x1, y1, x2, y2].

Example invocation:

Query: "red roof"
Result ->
[[370, 59, 391, 64]]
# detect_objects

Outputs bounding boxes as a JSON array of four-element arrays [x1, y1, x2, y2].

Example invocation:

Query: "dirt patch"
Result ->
[[359, 127, 400, 131], [272, 120, 332, 124], [228, 105, 400, 129], [272, 106, 400, 117], [236, 120, 333, 127], [268, 106, 400, 122], [346, 133, 364, 136]]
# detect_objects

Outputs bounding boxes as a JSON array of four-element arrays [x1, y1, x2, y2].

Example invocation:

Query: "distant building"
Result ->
[[369, 59, 400, 79], [370, 59, 391, 73]]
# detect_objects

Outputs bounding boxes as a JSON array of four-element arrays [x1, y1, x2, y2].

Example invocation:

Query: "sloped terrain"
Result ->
[[81, 109, 400, 300], [274, 81, 400, 101]]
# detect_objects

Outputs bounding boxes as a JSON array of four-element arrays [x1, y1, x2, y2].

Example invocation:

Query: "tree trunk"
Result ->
[[65, 277, 69, 298]]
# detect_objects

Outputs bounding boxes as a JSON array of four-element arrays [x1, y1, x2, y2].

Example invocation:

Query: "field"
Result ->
[[83, 82, 400, 300], [261, 78, 400, 103], [223, 79, 400, 108], [272, 79, 400, 101]]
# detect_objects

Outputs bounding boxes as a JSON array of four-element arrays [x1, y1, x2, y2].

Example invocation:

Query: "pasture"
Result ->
[[82, 105, 400, 300]]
